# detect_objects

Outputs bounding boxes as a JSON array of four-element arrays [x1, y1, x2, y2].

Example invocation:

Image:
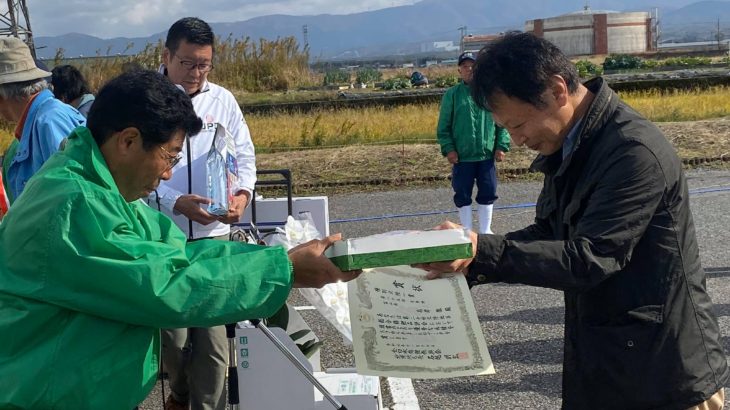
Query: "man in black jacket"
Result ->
[[420, 33, 729, 409]]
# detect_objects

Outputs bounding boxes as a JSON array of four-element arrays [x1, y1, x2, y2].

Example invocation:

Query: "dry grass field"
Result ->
[[245, 86, 730, 151]]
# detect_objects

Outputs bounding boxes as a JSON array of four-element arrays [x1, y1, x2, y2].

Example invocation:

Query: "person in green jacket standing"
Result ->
[[0, 70, 358, 410], [437, 51, 511, 234]]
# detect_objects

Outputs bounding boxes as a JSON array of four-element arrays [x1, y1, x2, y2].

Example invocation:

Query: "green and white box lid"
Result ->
[[326, 228, 473, 271]]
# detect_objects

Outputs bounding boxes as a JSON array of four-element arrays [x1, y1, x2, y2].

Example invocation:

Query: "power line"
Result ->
[[0, 0, 35, 58]]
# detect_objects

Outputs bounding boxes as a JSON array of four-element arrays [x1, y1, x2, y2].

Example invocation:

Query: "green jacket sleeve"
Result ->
[[494, 125, 511, 153], [4, 194, 292, 329], [436, 89, 455, 156]]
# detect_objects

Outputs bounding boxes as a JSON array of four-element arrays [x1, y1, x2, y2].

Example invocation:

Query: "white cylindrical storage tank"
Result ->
[[542, 14, 594, 56], [607, 12, 650, 54], [526, 9, 651, 56]]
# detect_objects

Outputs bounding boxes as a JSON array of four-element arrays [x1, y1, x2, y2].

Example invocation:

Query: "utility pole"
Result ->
[[717, 18, 722, 50], [302, 24, 309, 50], [458, 26, 467, 53], [653, 7, 660, 50], [0, 0, 35, 58]]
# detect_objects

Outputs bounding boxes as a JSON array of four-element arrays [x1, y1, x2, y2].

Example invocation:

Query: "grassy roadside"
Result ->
[[2, 117, 729, 197], [256, 116, 730, 196]]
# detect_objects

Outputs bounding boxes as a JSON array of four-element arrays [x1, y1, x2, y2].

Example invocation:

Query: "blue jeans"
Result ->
[[451, 159, 497, 208]]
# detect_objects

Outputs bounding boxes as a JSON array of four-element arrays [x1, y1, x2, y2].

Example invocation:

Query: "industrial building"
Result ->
[[462, 34, 502, 53], [525, 9, 655, 56]]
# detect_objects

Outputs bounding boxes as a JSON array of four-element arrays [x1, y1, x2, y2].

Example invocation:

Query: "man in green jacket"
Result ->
[[0, 70, 357, 409], [437, 51, 511, 234]]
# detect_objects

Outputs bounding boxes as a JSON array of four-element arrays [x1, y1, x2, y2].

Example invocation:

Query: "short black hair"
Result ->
[[87, 70, 202, 150], [165, 17, 215, 55], [50, 65, 91, 103], [471, 32, 580, 110]]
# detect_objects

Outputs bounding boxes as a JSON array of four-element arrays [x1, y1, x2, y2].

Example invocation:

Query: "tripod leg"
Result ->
[[225, 324, 239, 410], [248, 319, 347, 410]]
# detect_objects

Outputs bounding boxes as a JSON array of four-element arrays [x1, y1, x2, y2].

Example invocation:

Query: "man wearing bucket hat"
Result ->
[[0, 37, 85, 205]]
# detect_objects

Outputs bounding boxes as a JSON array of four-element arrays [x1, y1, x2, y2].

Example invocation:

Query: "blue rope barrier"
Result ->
[[330, 186, 730, 225]]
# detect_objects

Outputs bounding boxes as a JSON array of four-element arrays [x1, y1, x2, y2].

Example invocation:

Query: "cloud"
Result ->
[[123, 0, 183, 26], [31, 0, 416, 38]]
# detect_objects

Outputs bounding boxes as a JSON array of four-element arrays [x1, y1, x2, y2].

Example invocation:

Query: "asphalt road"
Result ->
[[140, 169, 730, 410]]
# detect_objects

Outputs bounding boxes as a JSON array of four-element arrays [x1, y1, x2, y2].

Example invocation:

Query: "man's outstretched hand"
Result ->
[[412, 221, 477, 279], [173, 194, 218, 225], [288, 233, 362, 288]]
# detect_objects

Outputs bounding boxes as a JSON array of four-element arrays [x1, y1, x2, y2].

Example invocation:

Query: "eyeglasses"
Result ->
[[159, 145, 182, 170], [173, 54, 214, 73]]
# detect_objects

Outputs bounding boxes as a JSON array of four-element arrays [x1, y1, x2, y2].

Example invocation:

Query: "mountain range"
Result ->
[[33, 0, 730, 61]]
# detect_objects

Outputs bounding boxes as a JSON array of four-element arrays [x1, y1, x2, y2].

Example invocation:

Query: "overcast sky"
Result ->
[[30, 0, 417, 38]]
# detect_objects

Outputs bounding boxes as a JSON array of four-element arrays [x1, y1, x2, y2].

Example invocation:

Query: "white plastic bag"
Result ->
[[264, 213, 321, 248], [267, 213, 353, 343], [300, 281, 352, 343]]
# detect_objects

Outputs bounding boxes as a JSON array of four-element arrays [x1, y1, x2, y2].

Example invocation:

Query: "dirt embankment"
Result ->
[[257, 117, 730, 194]]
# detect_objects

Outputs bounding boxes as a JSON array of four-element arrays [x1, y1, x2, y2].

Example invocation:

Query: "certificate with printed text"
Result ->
[[349, 266, 495, 378]]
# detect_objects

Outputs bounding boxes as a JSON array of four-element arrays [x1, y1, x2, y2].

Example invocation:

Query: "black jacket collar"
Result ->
[[530, 77, 619, 175]]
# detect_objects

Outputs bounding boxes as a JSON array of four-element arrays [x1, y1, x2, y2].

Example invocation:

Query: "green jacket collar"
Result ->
[[64, 126, 120, 196]]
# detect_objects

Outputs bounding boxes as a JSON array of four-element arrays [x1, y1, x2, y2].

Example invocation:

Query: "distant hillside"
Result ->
[[661, 1, 730, 42], [33, 0, 719, 60], [35, 32, 163, 59], [663, 0, 730, 23]]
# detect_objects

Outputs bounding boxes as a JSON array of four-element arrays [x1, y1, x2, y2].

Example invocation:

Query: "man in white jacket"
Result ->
[[152, 17, 256, 410]]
